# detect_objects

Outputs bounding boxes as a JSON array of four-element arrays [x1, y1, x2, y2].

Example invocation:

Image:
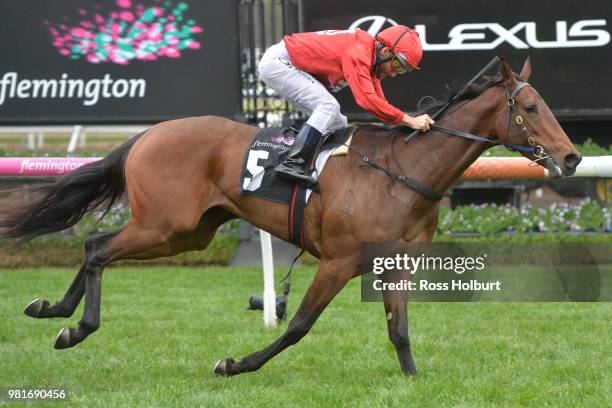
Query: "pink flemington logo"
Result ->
[[44, 0, 203, 64], [270, 134, 295, 146]]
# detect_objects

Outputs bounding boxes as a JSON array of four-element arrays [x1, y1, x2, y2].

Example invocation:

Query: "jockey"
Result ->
[[258, 25, 435, 187]]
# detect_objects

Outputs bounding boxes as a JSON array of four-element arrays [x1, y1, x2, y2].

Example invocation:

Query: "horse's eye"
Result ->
[[524, 105, 538, 113]]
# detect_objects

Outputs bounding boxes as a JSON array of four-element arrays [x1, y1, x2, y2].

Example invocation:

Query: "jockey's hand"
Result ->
[[403, 114, 435, 132]]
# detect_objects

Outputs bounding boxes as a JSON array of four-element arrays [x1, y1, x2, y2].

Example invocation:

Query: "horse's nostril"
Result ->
[[564, 153, 582, 170]]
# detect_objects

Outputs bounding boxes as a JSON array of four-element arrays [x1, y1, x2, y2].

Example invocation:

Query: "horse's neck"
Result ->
[[396, 97, 501, 195]]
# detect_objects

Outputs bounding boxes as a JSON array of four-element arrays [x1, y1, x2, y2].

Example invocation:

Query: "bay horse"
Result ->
[[0, 59, 580, 376]]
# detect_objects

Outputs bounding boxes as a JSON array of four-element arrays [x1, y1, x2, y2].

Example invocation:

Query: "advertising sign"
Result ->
[[0, 0, 241, 124], [302, 0, 612, 120]]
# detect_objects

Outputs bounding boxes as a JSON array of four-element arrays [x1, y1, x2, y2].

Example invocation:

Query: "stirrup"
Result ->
[[303, 178, 320, 193], [274, 167, 320, 192]]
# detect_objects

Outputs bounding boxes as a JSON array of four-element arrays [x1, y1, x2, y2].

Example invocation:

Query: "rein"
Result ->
[[403, 56, 548, 163], [403, 56, 502, 144], [429, 124, 534, 153], [421, 82, 550, 164], [348, 57, 550, 201]]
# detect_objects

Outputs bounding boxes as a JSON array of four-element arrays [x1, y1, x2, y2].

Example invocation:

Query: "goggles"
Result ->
[[391, 53, 413, 74]]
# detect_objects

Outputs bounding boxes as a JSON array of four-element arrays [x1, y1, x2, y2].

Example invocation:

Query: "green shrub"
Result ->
[[437, 200, 610, 235], [578, 200, 607, 231], [480, 138, 611, 158], [0, 233, 238, 268], [0, 149, 105, 157]]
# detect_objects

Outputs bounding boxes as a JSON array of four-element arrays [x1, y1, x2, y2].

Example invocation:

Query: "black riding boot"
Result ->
[[274, 124, 322, 188]]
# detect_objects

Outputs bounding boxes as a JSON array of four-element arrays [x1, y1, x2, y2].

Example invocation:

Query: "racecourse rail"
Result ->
[[1, 156, 611, 178]]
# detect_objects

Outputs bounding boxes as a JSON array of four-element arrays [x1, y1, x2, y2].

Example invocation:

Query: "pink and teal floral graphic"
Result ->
[[45, 0, 203, 64]]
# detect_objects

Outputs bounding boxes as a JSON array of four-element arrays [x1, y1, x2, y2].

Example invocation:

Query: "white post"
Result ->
[[27, 132, 36, 150], [67, 125, 83, 153], [259, 230, 277, 327]]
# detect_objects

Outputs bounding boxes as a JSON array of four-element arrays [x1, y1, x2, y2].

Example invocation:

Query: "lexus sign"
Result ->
[[303, 0, 612, 120], [350, 17, 610, 50]]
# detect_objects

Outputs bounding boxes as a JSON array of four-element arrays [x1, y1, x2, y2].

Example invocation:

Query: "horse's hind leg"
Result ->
[[54, 231, 120, 349], [24, 263, 86, 319], [23, 231, 121, 319], [53, 207, 233, 349]]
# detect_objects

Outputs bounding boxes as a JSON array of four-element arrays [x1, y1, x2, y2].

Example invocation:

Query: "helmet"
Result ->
[[376, 25, 422, 70]]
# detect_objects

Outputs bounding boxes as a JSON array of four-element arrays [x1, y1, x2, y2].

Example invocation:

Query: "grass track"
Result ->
[[0, 266, 610, 407]]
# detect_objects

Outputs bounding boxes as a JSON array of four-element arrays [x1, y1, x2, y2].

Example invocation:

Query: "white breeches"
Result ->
[[258, 41, 348, 134]]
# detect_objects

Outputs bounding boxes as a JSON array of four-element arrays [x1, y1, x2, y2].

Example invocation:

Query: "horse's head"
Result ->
[[496, 58, 581, 177]]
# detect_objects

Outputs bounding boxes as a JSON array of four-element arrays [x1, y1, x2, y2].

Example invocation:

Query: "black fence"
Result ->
[[238, 0, 301, 127]]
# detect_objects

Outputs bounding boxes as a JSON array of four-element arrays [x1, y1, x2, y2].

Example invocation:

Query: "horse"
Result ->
[[0, 58, 581, 376]]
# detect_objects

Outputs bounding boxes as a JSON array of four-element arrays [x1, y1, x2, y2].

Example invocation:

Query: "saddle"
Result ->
[[240, 126, 356, 247]]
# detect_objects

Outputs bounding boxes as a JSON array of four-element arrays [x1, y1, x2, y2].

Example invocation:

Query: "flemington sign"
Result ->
[[0, 0, 241, 124], [302, 0, 612, 120]]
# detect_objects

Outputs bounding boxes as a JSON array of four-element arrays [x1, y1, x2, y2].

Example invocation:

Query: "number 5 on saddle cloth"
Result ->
[[240, 126, 356, 248]]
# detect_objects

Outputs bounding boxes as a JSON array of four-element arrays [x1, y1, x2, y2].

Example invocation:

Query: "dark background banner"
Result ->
[[302, 0, 612, 121], [0, 0, 240, 124]]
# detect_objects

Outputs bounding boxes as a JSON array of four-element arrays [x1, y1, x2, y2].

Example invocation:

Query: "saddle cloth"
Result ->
[[240, 126, 356, 204]]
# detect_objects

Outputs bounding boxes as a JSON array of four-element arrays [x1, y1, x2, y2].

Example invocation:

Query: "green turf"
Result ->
[[0, 266, 610, 407]]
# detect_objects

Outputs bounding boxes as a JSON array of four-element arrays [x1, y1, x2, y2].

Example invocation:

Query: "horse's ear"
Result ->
[[499, 59, 516, 85], [519, 57, 531, 81]]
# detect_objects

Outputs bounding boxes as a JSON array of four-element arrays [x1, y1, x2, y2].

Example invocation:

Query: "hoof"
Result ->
[[213, 358, 235, 377], [405, 358, 417, 375], [54, 328, 72, 349], [24, 298, 49, 318]]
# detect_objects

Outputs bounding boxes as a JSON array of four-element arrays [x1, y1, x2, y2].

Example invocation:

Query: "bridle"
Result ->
[[502, 81, 551, 165]]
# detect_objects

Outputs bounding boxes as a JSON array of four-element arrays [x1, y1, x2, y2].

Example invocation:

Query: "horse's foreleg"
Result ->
[[383, 295, 417, 375], [385, 214, 438, 374], [214, 257, 356, 376], [54, 231, 119, 349], [382, 263, 417, 375], [24, 263, 86, 319]]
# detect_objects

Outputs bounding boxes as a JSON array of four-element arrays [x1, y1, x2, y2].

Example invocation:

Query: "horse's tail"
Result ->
[[0, 131, 146, 242]]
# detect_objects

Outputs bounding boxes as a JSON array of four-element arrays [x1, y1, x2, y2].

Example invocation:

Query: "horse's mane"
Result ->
[[356, 75, 508, 140], [418, 75, 504, 117]]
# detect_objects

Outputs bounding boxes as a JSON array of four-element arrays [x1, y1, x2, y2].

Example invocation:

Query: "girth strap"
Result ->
[[288, 184, 307, 247], [356, 152, 444, 201]]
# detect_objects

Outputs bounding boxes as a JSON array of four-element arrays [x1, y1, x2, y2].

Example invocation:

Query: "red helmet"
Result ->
[[376, 25, 422, 70]]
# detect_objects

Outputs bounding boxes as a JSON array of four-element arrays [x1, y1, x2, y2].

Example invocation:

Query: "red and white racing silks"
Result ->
[[283, 28, 404, 124]]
